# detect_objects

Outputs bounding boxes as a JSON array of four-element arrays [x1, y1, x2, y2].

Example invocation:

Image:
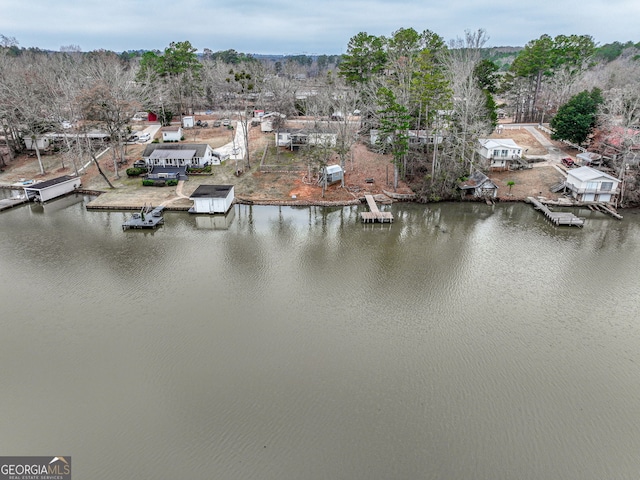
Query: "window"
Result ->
[[601, 181, 613, 192]]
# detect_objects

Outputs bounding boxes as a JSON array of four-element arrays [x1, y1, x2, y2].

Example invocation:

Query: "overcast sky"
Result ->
[[1, 0, 638, 54]]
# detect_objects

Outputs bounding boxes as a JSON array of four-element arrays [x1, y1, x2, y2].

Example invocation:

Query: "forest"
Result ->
[[1, 29, 639, 204]]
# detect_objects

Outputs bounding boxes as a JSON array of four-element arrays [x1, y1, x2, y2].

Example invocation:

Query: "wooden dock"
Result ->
[[122, 205, 165, 230], [361, 195, 394, 223], [0, 196, 29, 212], [527, 197, 585, 227]]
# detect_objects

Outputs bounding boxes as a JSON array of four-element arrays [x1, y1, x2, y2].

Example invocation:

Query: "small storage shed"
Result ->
[[162, 126, 183, 142], [182, 116, 194, 128], [322, 165, 344, 184], [23, 175, 82, 203], [24, 136, 51, 151], [189, 185, 235, 214]]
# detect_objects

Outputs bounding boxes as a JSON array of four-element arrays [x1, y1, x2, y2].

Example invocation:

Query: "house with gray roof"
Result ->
[[141, 143, 222, 168], [565, 166, 620, 203]]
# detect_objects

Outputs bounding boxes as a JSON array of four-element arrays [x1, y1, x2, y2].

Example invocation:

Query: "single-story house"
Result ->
[[564, 166, 620, 203], [477, 138, 523, 171], [276, 129, 337, 150], [458, 170, 498, 198], [161, 126, 183, 142], [23, 175, 82, 203], [24, 135, 51, 151], [189, 185, 234, 214], [141, 143, 222, 167]]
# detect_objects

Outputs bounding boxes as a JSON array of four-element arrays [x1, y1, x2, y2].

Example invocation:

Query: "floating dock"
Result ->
[[361, 195, 394, 223], [527, 197, 585, 227], [122, 205, 165, 230]]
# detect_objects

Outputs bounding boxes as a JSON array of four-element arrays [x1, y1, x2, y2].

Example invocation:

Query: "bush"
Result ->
[[126, 167, 147, 176], [166, 179, 178, 186], [142, 179, 164, 187]]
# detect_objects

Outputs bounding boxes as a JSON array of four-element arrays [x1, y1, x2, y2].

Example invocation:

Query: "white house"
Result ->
[[141, 143, 222, 167], [565, 166, 620, 203], [161, 126, 183, 142], [189, 185, 234, 214], [275, 129, 337, 150], [23, 175, 82, 203], [477, 138, 523, 171]]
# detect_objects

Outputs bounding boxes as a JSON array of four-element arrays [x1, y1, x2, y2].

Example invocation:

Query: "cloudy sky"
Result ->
[[1, 0, 638, 54]]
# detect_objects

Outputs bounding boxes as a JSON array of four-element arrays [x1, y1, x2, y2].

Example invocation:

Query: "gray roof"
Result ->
[[149, 149, 197, 160], [568, 166, 619, 183], [190, 185, 234, 199], [142, 143, 209, 158]]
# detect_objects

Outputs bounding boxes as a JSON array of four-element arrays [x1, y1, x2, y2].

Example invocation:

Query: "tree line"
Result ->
[[1, 32, 639, 203]]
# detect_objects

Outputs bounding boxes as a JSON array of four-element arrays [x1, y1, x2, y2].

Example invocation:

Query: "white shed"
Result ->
[[183, 116, 195, 128], [162, 126, 183, 142], [189, 185, 235, 214], [322, 164, 343, 184], [23, 175, 82, 203], [24, 136, 51, 151]]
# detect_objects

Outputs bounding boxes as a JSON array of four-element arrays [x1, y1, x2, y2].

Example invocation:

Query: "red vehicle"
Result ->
[[561, 157, 575, 168]]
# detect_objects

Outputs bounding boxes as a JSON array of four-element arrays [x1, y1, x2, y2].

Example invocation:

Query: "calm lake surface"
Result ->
[[1, 191, 640, 479]]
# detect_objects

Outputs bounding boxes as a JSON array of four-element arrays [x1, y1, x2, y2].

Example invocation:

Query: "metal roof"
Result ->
[[568, 166, 619, 183], [149, 149, 196, 160], [24, 175, 78, 191], [190, 185, 234, 199]]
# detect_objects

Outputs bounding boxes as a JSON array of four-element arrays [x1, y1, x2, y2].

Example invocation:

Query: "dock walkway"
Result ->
[[0, 196, 29, 212], [122, 205, 165, 230], [527, 197, 585, 227], [361, 195, 394, 223]]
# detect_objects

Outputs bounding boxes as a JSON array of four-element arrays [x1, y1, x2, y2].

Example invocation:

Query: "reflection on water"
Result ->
[[1, 195, 640, 480]]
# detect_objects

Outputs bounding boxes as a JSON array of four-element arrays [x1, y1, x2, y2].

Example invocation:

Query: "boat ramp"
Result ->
[[361, 194, 394, 223], [526, 197, 585, 227], [122, 205, 165, 230]]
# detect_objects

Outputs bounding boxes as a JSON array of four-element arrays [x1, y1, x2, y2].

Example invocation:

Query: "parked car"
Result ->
[[221, 119, 230, 126], [561, 157, 575, 168], [196, 119, 202, 127], [212, 120, 221, 127], [126, 134, 139, 144], [137, 132, 151, 143], [201, 121, 208, 128]]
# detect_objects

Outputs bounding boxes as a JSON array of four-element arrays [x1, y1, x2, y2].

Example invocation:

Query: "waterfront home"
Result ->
[[189, 185, 234, 214], [477, 138, 523, 171], [564, 166, 620, 203], [141, 143, 221, 168]]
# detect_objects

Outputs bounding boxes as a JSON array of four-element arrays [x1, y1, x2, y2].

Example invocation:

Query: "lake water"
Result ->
[[1, 191, 640, 479]]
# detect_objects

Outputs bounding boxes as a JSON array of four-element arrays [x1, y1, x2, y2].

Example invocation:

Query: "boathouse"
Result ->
[[22, 175, 82, 203], [458, 170, 498, 199], [189, 185, 234, 214]]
